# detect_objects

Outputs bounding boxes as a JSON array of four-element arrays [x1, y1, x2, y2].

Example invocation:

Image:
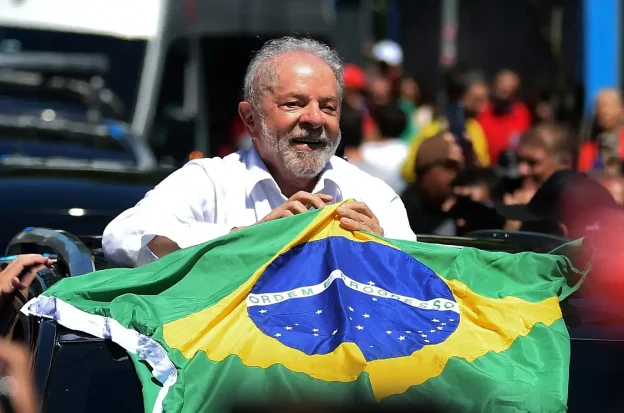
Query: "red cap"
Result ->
[[343, 64, 367, 90]]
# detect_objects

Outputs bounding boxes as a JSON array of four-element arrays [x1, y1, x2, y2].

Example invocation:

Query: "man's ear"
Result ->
[[238, 102, 258, 136]]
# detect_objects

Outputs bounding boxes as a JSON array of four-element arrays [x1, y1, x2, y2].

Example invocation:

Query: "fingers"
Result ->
[[1, 255, 51, 296], [336, 202, 384, 235], [337, 202, 376, 220], [339, 217, 372, 233], [290, 191, 333, 209], [3, 255, 52, 279], [284, 200, 309, 215]]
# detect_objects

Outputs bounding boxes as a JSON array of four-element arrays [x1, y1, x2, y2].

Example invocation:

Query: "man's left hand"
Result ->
[[336, 202, 384, 236]]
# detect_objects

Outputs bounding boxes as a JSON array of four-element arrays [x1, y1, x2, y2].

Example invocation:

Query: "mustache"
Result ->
[[287, 128, 329, 142]]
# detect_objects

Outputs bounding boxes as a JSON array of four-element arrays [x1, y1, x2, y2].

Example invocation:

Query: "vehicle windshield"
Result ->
[[0, 26, 147, 124]]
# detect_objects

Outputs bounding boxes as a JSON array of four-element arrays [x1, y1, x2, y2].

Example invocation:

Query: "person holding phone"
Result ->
[[400, 64, 491, 184], [0, 254, 52, 307]]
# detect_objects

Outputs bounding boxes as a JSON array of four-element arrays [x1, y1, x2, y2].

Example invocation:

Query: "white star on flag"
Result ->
[[332, 329, 338, 335], [368, 281, 376, 286], [313, 333, 319, 337], [275, 333, 281, 337], [430, 330, 435, 333], [425, 339, 430, 343], [432, 319, 439, 322], [312, 328, 319, 332], [441, 323, 446, 326], [406, 331, 412, 334], [259, 309, 267, 314], [348, 306, 354, 312], [450, 319, 455, 322], [398, 336, 405, 341], [285, 326, 292, 330], [363, 313, 370, 318], [356, 325, 364, 330], [386, 330, 392, 334], [437, 326, 444, 330], [372, 298, 378, 301], [421, 334, 427, 337], [316, 310, 323, 315]]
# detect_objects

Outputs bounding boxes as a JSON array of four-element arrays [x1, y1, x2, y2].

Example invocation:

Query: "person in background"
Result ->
[[401, 132, 464, 235], [369, 39, 404, 94], [400, 64, 491, 184], [477, 69, 531, 164], [453, 167, 505, 204], [396, 77, 421, 143], [337, 64, 372, 158], [502, 123, 575, 230], [578, 88, 624, 172], [352, 104, 409, 194]]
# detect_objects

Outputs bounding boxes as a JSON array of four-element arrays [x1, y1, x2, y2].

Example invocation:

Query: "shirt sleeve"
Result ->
[[102, 161, 236, 268], [380, 193, 418, 242]]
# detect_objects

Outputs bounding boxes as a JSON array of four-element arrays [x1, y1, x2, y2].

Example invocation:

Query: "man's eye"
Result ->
[[322, 106, 337, 112], [284, 102, 299, 108]]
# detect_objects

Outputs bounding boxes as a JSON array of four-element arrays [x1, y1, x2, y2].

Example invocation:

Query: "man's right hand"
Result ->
[[231, 192, 333, 232]]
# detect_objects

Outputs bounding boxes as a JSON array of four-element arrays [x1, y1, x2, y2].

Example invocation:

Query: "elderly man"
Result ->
[[103, 37, 416, 267]]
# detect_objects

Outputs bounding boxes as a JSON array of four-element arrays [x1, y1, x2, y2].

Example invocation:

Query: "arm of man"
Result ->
[[102, 161, 237, 267]]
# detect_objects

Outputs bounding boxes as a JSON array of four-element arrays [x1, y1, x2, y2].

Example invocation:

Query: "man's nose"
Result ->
[[299, 103, 325, 129]]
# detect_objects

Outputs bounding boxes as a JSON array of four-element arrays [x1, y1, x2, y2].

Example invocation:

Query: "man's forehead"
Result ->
[[270, 52, 338, 95], [596, 89, 622, 105]]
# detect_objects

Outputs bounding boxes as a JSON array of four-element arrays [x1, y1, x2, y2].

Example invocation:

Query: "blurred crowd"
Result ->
[[215, 39, 624, 242]]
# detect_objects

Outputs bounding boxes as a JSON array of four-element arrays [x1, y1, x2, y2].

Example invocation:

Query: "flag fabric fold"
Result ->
[[22, 200, 585, 413]]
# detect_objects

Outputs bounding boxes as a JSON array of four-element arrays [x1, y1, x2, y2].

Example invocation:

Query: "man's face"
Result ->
[[255, 53, 341, 179], [516, 144, 561, 188], [493, 72, 519, 101], [462, 81, 489, 118], [595, 91, 622, 131]]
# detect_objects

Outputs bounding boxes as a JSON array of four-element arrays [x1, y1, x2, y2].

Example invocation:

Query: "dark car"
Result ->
[[1, 228, 623, 413], [0, 51, 174, 252]]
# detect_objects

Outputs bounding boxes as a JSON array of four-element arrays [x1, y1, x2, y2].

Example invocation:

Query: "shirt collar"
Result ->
[[243, 146, 345, 199]]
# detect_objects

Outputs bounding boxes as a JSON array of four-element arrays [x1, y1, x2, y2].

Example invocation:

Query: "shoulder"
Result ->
[[466, 118, 486, 137], [178, 151, 247, 174]]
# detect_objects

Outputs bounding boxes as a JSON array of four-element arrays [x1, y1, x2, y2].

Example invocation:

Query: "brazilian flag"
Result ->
[[22, 201, 585, 413]]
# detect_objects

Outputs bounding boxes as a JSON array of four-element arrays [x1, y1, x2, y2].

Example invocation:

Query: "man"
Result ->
[[477, 69, 531, 163], [401, 132, 464, 235], [501, 123, 574, 229], [496, 170, 619, 239], [400, 64, 490, 184], [103, 37, 416, 268], [495, 170, 624, 308], [578, 88, 624, 172]]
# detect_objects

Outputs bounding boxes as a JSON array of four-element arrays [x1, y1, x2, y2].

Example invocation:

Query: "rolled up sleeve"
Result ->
[[102, 161, 236, 267]]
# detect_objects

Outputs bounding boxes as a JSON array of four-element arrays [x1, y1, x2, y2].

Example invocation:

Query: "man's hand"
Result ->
[[336, 202, 384, 236], [0, 339, 38, 413], [0, 254, 52, 303], [232, 192, 333, 232]]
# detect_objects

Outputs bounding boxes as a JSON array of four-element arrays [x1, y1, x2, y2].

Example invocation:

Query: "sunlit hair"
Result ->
[[243, 36, 344, 112]]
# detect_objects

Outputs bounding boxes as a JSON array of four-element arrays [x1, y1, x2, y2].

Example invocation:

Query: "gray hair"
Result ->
[[243, 36, 344, 112]]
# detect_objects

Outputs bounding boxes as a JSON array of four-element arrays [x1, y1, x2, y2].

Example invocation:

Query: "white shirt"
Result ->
[[102, 148, 417, 267], [357, 139, 408, 194]]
